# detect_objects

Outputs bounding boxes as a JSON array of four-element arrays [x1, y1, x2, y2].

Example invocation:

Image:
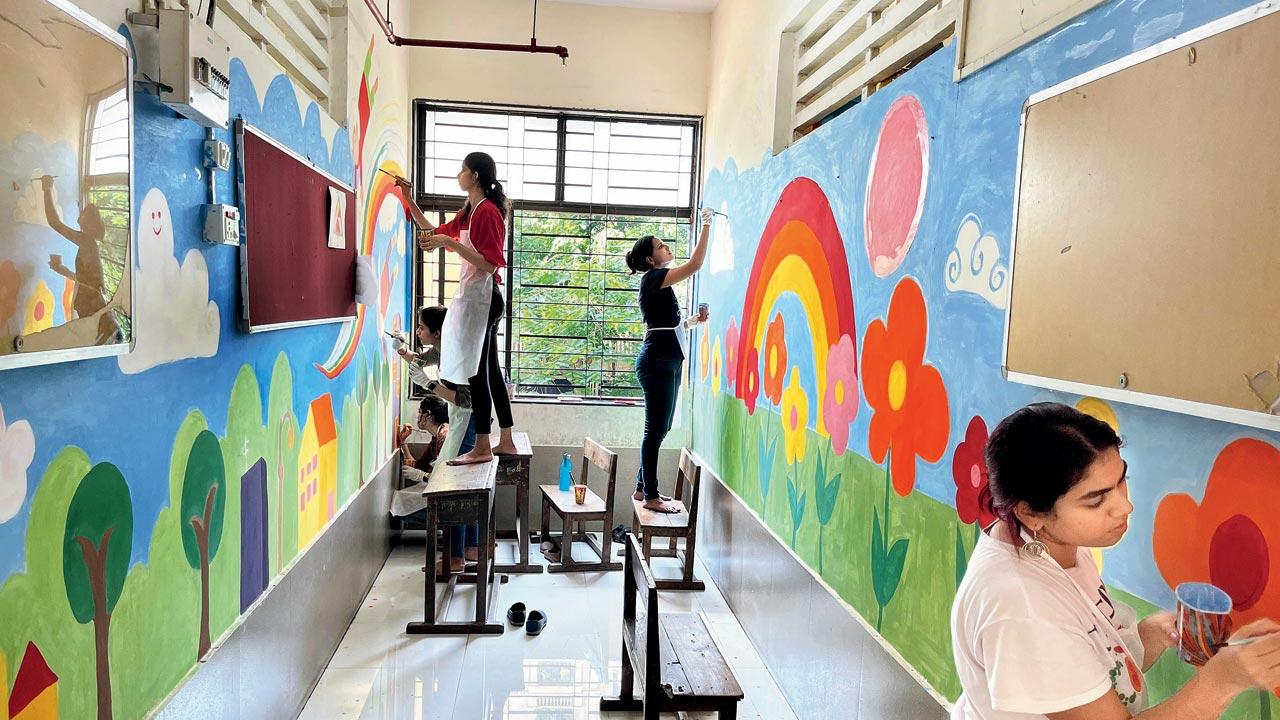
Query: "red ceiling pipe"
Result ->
[[362, 0, 569, 60]]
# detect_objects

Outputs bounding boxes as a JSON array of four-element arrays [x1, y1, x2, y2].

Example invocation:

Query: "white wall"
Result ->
[[407, 0, 711, 116], [703, 0, 810, 174]]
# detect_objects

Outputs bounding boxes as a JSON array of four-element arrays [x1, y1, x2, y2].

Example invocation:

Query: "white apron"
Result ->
[[439, 199, 496, 385], [645, 322, 689, 360]]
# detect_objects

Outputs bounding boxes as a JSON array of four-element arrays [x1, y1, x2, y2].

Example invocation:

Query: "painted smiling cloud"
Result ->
[[0, 402, 35, 523], [118, 188, 220, 374], [945, 214, 1008, 309]]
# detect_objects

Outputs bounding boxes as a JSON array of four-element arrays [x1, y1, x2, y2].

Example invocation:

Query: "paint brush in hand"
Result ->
[[1213, 633, 1280, 650]]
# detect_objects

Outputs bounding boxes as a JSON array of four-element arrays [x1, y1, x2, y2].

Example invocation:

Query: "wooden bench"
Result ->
[[600, 534, 744, 719], [406, 458, 504, 636], [538, 438, 624, 573], [628, 448, 705, 591]]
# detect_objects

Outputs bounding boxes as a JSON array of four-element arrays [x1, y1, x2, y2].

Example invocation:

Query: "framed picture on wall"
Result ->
[[0, 0, 134, 371]]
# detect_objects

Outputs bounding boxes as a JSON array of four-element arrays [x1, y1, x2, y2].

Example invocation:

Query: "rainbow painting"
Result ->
[[734, 177, 857, 436], [315, 39, 403, 379]]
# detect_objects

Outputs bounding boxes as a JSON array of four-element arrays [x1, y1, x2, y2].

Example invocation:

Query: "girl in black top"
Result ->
[[624, 208, 714, 513]]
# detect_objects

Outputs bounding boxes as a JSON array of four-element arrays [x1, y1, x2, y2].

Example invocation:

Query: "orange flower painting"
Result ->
[[860, 277, 949, 496], [1153, 438, 1280, 624]]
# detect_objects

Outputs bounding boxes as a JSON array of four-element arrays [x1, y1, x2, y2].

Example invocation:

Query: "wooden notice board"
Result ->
[[238, 120, 357, 332], [1004, 3, 1280, 431]]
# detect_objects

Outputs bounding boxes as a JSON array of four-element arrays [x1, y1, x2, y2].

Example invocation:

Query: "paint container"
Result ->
[[1176, 582, 1234, 666], [697, 303, 709, 321], [573, 484, 588, 505]]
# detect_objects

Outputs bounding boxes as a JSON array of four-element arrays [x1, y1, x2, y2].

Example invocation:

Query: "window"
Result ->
[[775, 0, 959, 147], [215, 0, 344, 118], [83, 85, 130, 331], [412, 102, 701, 401]]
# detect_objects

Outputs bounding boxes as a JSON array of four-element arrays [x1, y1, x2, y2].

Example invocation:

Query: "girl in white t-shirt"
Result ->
[[951, 402, 1280, 720]]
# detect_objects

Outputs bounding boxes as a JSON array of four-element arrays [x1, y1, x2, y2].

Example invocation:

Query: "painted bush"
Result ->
[[692, 0, 1280, 715]]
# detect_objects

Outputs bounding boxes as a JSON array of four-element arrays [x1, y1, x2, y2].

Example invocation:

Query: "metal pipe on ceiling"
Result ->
[[362, 0, 569, 61]]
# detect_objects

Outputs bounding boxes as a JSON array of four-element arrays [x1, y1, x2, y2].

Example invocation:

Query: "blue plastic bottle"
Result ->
[[558, 452, 573, 492]]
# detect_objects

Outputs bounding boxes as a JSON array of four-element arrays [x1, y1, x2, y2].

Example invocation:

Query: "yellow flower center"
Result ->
[[769, 346, 778, 377], [835, 380, 844, 405], [888, 361, 908, 411]]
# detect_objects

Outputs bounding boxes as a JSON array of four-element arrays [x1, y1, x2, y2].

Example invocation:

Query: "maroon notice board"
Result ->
[[238, 121, 357, 332]]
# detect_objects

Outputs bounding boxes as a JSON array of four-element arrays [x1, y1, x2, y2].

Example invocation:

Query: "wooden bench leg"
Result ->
[[540, 495, 551, 544], [563, 518, 574, 565], [719, 703, 738, 719], [599, 646, 643, 712]]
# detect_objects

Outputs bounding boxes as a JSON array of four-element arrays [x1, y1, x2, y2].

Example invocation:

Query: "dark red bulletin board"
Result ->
[[237, 120, 357, 332]]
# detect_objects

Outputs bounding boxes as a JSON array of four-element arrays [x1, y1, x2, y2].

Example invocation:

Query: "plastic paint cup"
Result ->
[[697, 303, 709, 321], [573, 484, 588, 505], [1176, 582, 1234, 666]]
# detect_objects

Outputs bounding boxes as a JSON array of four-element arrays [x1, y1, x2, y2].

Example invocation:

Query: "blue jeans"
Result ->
[[449, 417, 479, 559], [635, 349, 683, 500]]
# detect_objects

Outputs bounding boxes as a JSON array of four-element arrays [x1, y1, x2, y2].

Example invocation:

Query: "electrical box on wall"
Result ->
[[129, 8, 231, 128], [203, 203, 240, 246]]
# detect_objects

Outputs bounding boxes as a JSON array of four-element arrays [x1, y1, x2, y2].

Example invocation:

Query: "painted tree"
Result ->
[[62, 462, 133, 720], [180, 429, 226, 659]]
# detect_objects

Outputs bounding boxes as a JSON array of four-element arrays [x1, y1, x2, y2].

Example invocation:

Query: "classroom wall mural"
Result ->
[[0, 20, 408, 720], [692, 0, 1280, 716]]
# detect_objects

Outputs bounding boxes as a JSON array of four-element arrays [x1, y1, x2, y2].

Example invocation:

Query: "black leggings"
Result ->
[[470, 287, 513, 436], [635, 348, 683, 500]]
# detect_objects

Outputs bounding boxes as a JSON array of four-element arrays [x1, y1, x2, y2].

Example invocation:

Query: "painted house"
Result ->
[[297, 394, 338, 549]]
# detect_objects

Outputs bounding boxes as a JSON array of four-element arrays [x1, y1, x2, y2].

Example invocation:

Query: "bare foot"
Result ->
[[492, 441, 518, 456], [464, 547, 478, 562], [447, 450, 494, 466], [425, 557, 465, 574], [642, 499, 681, 514]]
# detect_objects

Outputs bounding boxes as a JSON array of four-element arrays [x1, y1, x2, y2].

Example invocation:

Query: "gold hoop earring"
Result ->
[[1022, 529, 1049, 559]]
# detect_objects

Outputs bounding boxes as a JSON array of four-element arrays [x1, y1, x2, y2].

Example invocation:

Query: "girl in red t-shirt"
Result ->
[[393, 153, 518, 464]]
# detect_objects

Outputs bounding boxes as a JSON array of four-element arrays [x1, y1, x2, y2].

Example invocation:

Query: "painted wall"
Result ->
[[0, 1, 413, 718], [407, 0, 711, 116], [693, 0, 1280, 717]]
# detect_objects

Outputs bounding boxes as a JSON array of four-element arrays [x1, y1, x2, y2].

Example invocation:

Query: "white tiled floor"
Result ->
[[299, 541, 798, 720]]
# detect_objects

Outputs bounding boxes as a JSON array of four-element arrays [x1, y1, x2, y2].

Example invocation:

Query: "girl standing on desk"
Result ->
[[392, 153, 518, 465], [623, 208, 714, 514], [951, 402, 1280, 720]]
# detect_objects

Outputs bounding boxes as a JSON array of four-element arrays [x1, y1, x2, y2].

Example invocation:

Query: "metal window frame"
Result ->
[[410, 99, 703, 402]]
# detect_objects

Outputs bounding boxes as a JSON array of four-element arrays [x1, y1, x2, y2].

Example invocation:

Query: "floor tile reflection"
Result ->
[[301, 543, 797, 719]]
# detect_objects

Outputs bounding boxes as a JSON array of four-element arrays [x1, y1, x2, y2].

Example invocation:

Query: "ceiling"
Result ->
[[555, 0, 720, 12]]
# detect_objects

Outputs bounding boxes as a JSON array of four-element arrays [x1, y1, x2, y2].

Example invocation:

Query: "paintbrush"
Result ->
[[1213, 633, 1280, 649]]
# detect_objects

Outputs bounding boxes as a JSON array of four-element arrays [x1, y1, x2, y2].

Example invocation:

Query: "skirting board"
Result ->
[[698, 473, 950, 720], [153, 452, 398, 720]]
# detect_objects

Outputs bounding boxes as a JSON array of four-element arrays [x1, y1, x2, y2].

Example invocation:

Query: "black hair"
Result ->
[[984, 402, 1122, 534], [418, 395, 449, 426], [462, 151, 509, 220], [625, 235, 658, 274], [419, 305, 446, 334]]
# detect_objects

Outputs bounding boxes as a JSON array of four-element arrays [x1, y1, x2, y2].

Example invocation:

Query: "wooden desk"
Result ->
[[495, 432, 543, 574], [406, 459, 504, 635]]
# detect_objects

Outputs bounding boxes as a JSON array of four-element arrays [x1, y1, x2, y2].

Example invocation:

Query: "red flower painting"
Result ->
[[952, 416, 996, 529]]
